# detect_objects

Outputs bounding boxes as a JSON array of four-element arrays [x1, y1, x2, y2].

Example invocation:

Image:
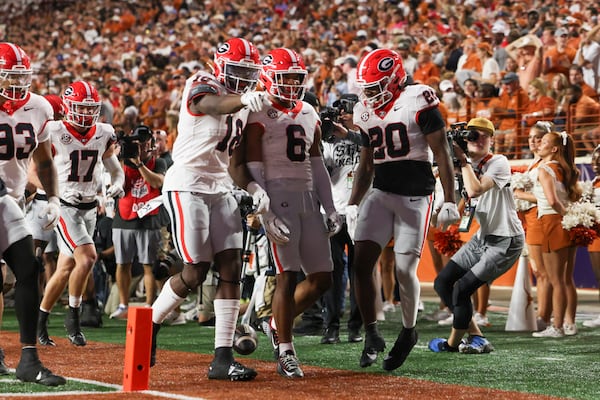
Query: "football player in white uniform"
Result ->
[[37, 81, 124, 348], [0, 42, 65, 386], [150, 38, 269, 381], [243, 48, 340, 378], [347, 48, 459, 371]]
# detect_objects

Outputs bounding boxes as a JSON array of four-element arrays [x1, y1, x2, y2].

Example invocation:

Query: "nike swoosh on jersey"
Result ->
[[24, 107, 34, 111]]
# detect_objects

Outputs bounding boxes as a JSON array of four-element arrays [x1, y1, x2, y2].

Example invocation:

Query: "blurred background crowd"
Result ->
[[1, 0, 599, 158]]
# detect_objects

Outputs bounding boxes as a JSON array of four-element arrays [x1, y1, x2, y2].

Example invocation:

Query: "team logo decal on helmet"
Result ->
[[378, 57, 394, 73], [217, 42, 231, 54], [262, 55, 273, 65]]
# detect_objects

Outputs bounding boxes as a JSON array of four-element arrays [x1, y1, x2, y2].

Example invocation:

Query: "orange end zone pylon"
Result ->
[[122, 307, 152, 391]]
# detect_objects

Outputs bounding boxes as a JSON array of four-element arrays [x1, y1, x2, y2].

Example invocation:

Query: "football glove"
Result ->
[[259, 211, 290, 245], [106, 184, 125, 199], [246, 181, 269, 214], [326, 211, 342, 237], [40, 196, 60, 231], [240, 91, 266, 113], [437, 202, 460, 230]]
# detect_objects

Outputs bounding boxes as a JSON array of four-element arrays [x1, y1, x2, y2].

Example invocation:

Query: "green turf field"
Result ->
[[1, 300, 599, 398]]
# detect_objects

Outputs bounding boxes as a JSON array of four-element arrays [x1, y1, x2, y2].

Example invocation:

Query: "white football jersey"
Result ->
[[163, 71, 250, 193], [0, 93, 53, 200], [353, 84, 439, 165], [48, 121, 115, 202], [248, 100, 320, 190]]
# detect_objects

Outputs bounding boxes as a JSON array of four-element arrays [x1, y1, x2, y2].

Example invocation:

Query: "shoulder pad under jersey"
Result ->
[[188, 83, 219, 105]]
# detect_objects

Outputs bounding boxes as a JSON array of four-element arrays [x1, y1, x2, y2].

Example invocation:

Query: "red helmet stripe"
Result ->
[[82, 81, 93, 99], [240, 38, 252, 59], [357, 50, 378, 81], [285, 48, 300, 67], [7, 43, 23, 66]]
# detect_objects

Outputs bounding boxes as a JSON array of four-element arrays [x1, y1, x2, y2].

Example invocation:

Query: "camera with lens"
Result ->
[[117, 125, 154, 160], [232, 189, 255, 218], [320, 94, 359, 142], [446, 122, 479, 167]]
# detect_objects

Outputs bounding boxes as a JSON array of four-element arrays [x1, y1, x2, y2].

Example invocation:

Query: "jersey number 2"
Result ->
[[369, 122, 409, 160]]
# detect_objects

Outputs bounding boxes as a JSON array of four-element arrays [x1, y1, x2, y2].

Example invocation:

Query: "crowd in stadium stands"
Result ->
[[0, 0, 598, 159]]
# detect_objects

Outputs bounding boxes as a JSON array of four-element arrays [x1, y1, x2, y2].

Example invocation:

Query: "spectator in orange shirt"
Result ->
[[542, 28, 577, 86], [491, 72, 530, 158], [565, 84, 600, 156], [521, 78, 556, 128], [412, 47, 440, 84], [456, 38, 482, 74], [568, 64, 599, 102]]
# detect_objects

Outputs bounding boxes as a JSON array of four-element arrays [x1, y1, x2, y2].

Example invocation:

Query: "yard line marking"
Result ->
[[0, 374, 207, 399]]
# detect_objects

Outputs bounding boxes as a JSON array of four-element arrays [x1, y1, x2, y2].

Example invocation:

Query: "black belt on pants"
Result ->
[[60, 198, 98, 210], [34, 193, 48, 201]]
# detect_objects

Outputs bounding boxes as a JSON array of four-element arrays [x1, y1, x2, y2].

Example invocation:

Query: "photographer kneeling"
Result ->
[[110, 125, 167, 319], [429, 117, 524, 354]]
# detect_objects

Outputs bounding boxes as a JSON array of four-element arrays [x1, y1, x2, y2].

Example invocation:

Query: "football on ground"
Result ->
[[233, 324, 258, 355]]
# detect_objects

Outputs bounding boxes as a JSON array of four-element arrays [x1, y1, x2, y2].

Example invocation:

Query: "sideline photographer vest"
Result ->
[[118, 158, 161, 220]]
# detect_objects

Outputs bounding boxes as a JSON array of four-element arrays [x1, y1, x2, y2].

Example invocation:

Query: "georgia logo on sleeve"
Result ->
[[360, 111, 369, 122]]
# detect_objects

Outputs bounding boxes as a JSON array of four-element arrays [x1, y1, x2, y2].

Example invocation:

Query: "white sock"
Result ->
[[214, 299, 240, 349], [279, 342, 295, 355], [152, 278, 185, 324], [68, 295, 82, 308]]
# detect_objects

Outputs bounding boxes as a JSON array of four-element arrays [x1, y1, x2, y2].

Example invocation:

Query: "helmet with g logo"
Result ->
[[213, 38, 261, 94], [356, 49, 406, 110]]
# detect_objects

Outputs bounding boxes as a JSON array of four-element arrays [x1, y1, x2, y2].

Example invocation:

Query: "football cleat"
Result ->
[[208, 360, 257, 381], [382, 328, 418, 371], [359, 330, 385, 368], [277, 351, 304, 378]]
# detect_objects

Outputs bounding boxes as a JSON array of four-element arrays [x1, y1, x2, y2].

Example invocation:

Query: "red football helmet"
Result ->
[[44, 94, 67, 120], [356, 48, 406, 110], [213, 38, 261, 94], [0, 42, 32, 101], [62, 81, 101, 129], [260, 48, 307, 102]]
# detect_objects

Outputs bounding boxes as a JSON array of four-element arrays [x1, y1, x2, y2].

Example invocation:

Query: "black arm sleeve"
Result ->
[[417, 107, 446, 135]]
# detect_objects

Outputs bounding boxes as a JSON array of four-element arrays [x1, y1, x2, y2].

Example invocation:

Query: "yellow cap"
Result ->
[[467, 117, 495, 136]]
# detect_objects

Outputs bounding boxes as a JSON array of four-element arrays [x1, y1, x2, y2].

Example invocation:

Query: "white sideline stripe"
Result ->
[[0, 373, 207, 399]]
